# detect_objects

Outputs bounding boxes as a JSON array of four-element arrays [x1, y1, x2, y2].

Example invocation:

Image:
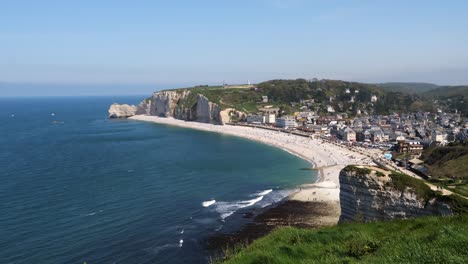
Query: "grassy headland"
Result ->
[[421, 143, 468, 197], [155, 79, 468, 116], [219, 214, 468, 264]]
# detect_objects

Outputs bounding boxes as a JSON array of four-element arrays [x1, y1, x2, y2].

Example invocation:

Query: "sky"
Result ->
[[1, 0, 468, 96]]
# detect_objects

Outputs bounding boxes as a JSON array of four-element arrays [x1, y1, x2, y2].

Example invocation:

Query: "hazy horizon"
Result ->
[[0, 78, 466, 97], [2, 0, 468, 96]]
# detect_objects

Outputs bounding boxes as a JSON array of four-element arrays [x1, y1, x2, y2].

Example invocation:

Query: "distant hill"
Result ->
[[168, 79, 419, 116], [160, 79, 466, 117], [422, 86, 468, 116], [376, 82, 439, 94], [423, 85, 468, 98]]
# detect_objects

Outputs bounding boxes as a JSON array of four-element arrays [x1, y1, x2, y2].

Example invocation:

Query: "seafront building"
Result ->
[[246, 115, 266, 124], [239, 109, 465, 152], [276, 116, 297, 128], [264, 114, 276, 124]]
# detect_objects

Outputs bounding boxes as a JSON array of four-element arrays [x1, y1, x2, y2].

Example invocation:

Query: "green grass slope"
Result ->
[[421, 144, 468, 179], [221, 214, 468, 264], [376, 82, 439, 94], [421, 144, 468, 197], [170, 79, 419, 116], [423, 85, 468, 98]]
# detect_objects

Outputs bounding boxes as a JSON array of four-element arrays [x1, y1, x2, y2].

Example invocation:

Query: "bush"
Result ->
[[387, 172, 433, 201]]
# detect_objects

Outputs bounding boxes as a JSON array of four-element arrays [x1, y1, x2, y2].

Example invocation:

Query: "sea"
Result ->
[[0, 96, 317, 264]]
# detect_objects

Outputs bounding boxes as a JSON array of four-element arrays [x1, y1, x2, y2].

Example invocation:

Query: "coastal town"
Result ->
[[240, 96, 467, 180]]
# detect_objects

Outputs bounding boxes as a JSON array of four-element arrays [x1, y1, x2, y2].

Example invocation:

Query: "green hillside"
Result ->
[[163, 79, 468, 116], [423, 85, 468, 98], [422, 86, 468, 116], [421, 143, 468, 197], [219, 214, 468, 264], [376, 82, 439, 94], [173, 79, 419, 116]]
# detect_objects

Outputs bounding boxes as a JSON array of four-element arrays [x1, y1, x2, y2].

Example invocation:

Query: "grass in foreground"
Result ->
[[220, 214, 468, 264]]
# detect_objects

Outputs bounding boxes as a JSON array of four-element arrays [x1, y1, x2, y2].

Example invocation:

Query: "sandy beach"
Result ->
[[129, 115, 375, 226]]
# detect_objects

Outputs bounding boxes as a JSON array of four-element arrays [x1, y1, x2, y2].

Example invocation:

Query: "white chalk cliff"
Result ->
[[339, 167, 453, 222], [108, 90, 238, 124], [108, 104, 138, 118]]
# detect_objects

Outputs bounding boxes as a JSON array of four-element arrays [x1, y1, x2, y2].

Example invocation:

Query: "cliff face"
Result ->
[[339, 167, 453, 222], [148, 90, 191, 117], [109, 90, 225, 124], [108, 104, 138, 118]]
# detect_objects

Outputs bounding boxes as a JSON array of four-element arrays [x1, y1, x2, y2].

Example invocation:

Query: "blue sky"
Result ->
[[1, 0, 468, 96]]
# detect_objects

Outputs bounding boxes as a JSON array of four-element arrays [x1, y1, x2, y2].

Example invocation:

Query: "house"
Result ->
[[370, 129, 387, 142], [295, 112, 314, 123], [431, 131, 446, 142], [357, 130, 372, 142], [343, 127, 356, 141], [276, 116, 297, 128], [396, 139, 424, 156], [246, 115, 265, 124], [315, 116, 339, 125], [264, 114, 276, 124], [261, 96, 268, 103]]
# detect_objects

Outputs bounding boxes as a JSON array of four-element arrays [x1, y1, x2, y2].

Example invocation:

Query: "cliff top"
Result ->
[[153, 79, 468, 116], [220, 214, 468, 264], [342, 165, 468, 213]]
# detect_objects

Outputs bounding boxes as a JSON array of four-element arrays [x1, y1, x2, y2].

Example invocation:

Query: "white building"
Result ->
[[343, 127, 356, 141], [276, 116, 297, 128], [371, 95, 378, 103], [431, 131, 446, 142], [262, 96, 268, 103], [264, 114, 276, 124], [246, 115, 265, 124]]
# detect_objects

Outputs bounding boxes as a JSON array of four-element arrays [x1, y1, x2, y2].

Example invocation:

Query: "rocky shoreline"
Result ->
[[207, 199, 340, 253]]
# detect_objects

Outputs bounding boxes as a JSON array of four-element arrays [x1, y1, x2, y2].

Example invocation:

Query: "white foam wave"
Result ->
[[244, 196, 264, 207], [215, 195, 265, 220], [202, 199, 216, 207], [256, 189, 273, 196], [179, 239, 184, 247]]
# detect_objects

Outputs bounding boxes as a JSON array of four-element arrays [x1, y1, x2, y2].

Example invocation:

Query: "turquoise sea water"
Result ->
[[0, 96, 316, 264]]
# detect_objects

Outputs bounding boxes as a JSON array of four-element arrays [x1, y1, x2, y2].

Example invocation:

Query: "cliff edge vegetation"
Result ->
[[339, 165, 467, 223], [110, 79, 468, 120], [219, 214, 467, 264], [420, 142, 468, 197]]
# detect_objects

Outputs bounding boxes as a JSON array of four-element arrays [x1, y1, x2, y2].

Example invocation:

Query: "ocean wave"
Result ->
[[215, 195, 265, 220], [202, 200, 216, 207], [255, 189, 273, 196], [151, 243, 178, 255]]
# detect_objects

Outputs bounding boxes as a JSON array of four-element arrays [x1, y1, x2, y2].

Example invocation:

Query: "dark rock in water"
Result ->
[[242, 212, 254, 218]]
